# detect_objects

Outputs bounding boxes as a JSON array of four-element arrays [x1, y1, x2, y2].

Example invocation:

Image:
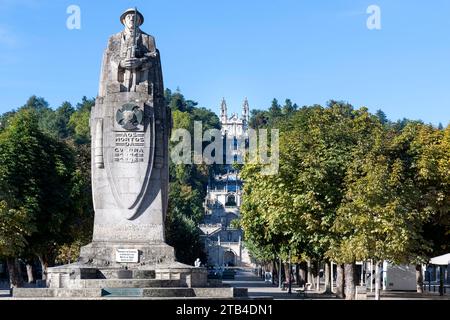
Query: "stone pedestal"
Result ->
[[46, 241, 208, 289], [79, 242, 176, 267], [46, 262, 208, 290]]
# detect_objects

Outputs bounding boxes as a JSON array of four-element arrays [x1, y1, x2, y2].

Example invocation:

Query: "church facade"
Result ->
[[198, 98, 254, 267]]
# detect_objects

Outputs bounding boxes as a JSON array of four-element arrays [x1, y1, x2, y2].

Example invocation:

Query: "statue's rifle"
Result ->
[[131, 7, 139, 90], [132, 7, 138, 59]]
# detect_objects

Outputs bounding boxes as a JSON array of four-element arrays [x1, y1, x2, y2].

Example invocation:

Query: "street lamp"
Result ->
[[288, 249, 292, 294], [278, 257, 282, 289]]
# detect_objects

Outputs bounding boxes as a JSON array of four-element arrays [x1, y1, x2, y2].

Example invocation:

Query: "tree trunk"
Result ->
[[284, 262, 290, 284], [37, 255, 48, 281], [272, 259, 276, 285], [6, 258, 23, 288], [307, 260, 315, 288], [278, 258, 282, 288], [336, 264, 345, 299], [316, 268, 320, 291], [416, 264, 423, 293], [344, 263, 356, 300], [375, 261, 381, 300], [299, 261, 307, 286], [315, 261, 320, 291], [355, 263, 360, 286], [324, 261, 331, 294], [26, 263, 34, 284], [295, 264, 300, 285]]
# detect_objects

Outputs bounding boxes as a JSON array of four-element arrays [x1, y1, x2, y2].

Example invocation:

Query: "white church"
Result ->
[[198, 98, 254, 268]]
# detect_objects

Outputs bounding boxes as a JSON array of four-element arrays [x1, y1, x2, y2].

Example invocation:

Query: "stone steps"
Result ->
[[13, 287, 248, 299], [101, 288, 196, 298], [101, 288, 144, 297], [142, 288, 196, 298], [13, 288, 102, 298], [69, 279, 183, 289]]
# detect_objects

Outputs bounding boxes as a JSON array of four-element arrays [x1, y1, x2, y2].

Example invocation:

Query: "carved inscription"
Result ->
[[116, 249, 139, 263], [114, 132, 145, 163]]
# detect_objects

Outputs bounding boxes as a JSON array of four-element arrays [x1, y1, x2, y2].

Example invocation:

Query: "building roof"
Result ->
[[199, 224, 222, 236], [430, 253, 450, 265]]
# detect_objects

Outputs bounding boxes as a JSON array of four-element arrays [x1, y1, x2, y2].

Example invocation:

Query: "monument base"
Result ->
[[11, 242, 249, 299], [79, 241, 176, 268], [11, 243, 249, 299], [44, 241, 207, 289], [12, 287, 249, 299]]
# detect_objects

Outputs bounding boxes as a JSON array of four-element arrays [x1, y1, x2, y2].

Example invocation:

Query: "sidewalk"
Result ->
[[1, 269, 449, 300], [223, 269, 337, 300], [223, 269, 450, 300], [367, 291, 450, 300]]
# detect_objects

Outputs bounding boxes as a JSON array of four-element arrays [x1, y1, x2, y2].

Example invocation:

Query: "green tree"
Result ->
[[268, 98, 282, 122], [241, 101, 442, 299], [328, 121, 439, 299], [0, 109, 80, 282], [249, 110, 269, 129], [68, 96, 94, 144], [18, 96, 57, 137], [54, 97, 96, 264], [0, 111, 17, 132], [375, 109, 388, 125], [0, 109, 49, 284], [165, 90, 220, 264], [54, 102, 75, 139], [0, 201, 36, 287], [406, 123, 450, 291], [241, 102, 358, 293], [282, 99, 296, 114]]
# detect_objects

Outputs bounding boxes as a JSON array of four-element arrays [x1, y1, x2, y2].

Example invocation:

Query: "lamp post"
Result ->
[[439, 265, 444, 296], [217, 235, 221, 267], [278, 257, 282, 289], [288, 249, 292, 294]]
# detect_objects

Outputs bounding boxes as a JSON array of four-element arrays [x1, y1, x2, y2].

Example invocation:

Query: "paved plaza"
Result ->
[[0, 268, 448, 300], [223, 269, 450, 301]]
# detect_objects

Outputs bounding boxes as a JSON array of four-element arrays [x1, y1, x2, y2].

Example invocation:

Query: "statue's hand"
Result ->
[[120, 58, 142, 70]]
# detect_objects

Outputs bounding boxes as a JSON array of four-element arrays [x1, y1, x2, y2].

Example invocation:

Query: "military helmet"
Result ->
[[120, 8, 144, 26]]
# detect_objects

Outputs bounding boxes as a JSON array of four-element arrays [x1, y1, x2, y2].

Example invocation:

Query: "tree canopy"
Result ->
[[241, 100, 449, 272]]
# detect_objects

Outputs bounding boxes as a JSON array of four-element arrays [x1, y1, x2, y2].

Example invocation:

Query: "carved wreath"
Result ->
[[116, 103, 143, 130]]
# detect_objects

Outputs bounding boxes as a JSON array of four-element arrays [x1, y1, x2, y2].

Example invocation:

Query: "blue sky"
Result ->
[[0, 0, 449, 125]]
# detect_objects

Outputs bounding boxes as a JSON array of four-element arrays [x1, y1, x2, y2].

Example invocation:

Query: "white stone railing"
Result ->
[[199, 224, 222, 228], [208, 241, 240, 246]]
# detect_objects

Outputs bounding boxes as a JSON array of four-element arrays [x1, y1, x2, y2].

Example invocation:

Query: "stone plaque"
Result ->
[[114, 132, 145, 163], [116, 249, 139, 263]]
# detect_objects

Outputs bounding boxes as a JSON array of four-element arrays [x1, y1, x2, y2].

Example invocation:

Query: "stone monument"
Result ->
[[12, 8, 249, 298], [83, 7, 173, 268], [46, 7, 208, 288]]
